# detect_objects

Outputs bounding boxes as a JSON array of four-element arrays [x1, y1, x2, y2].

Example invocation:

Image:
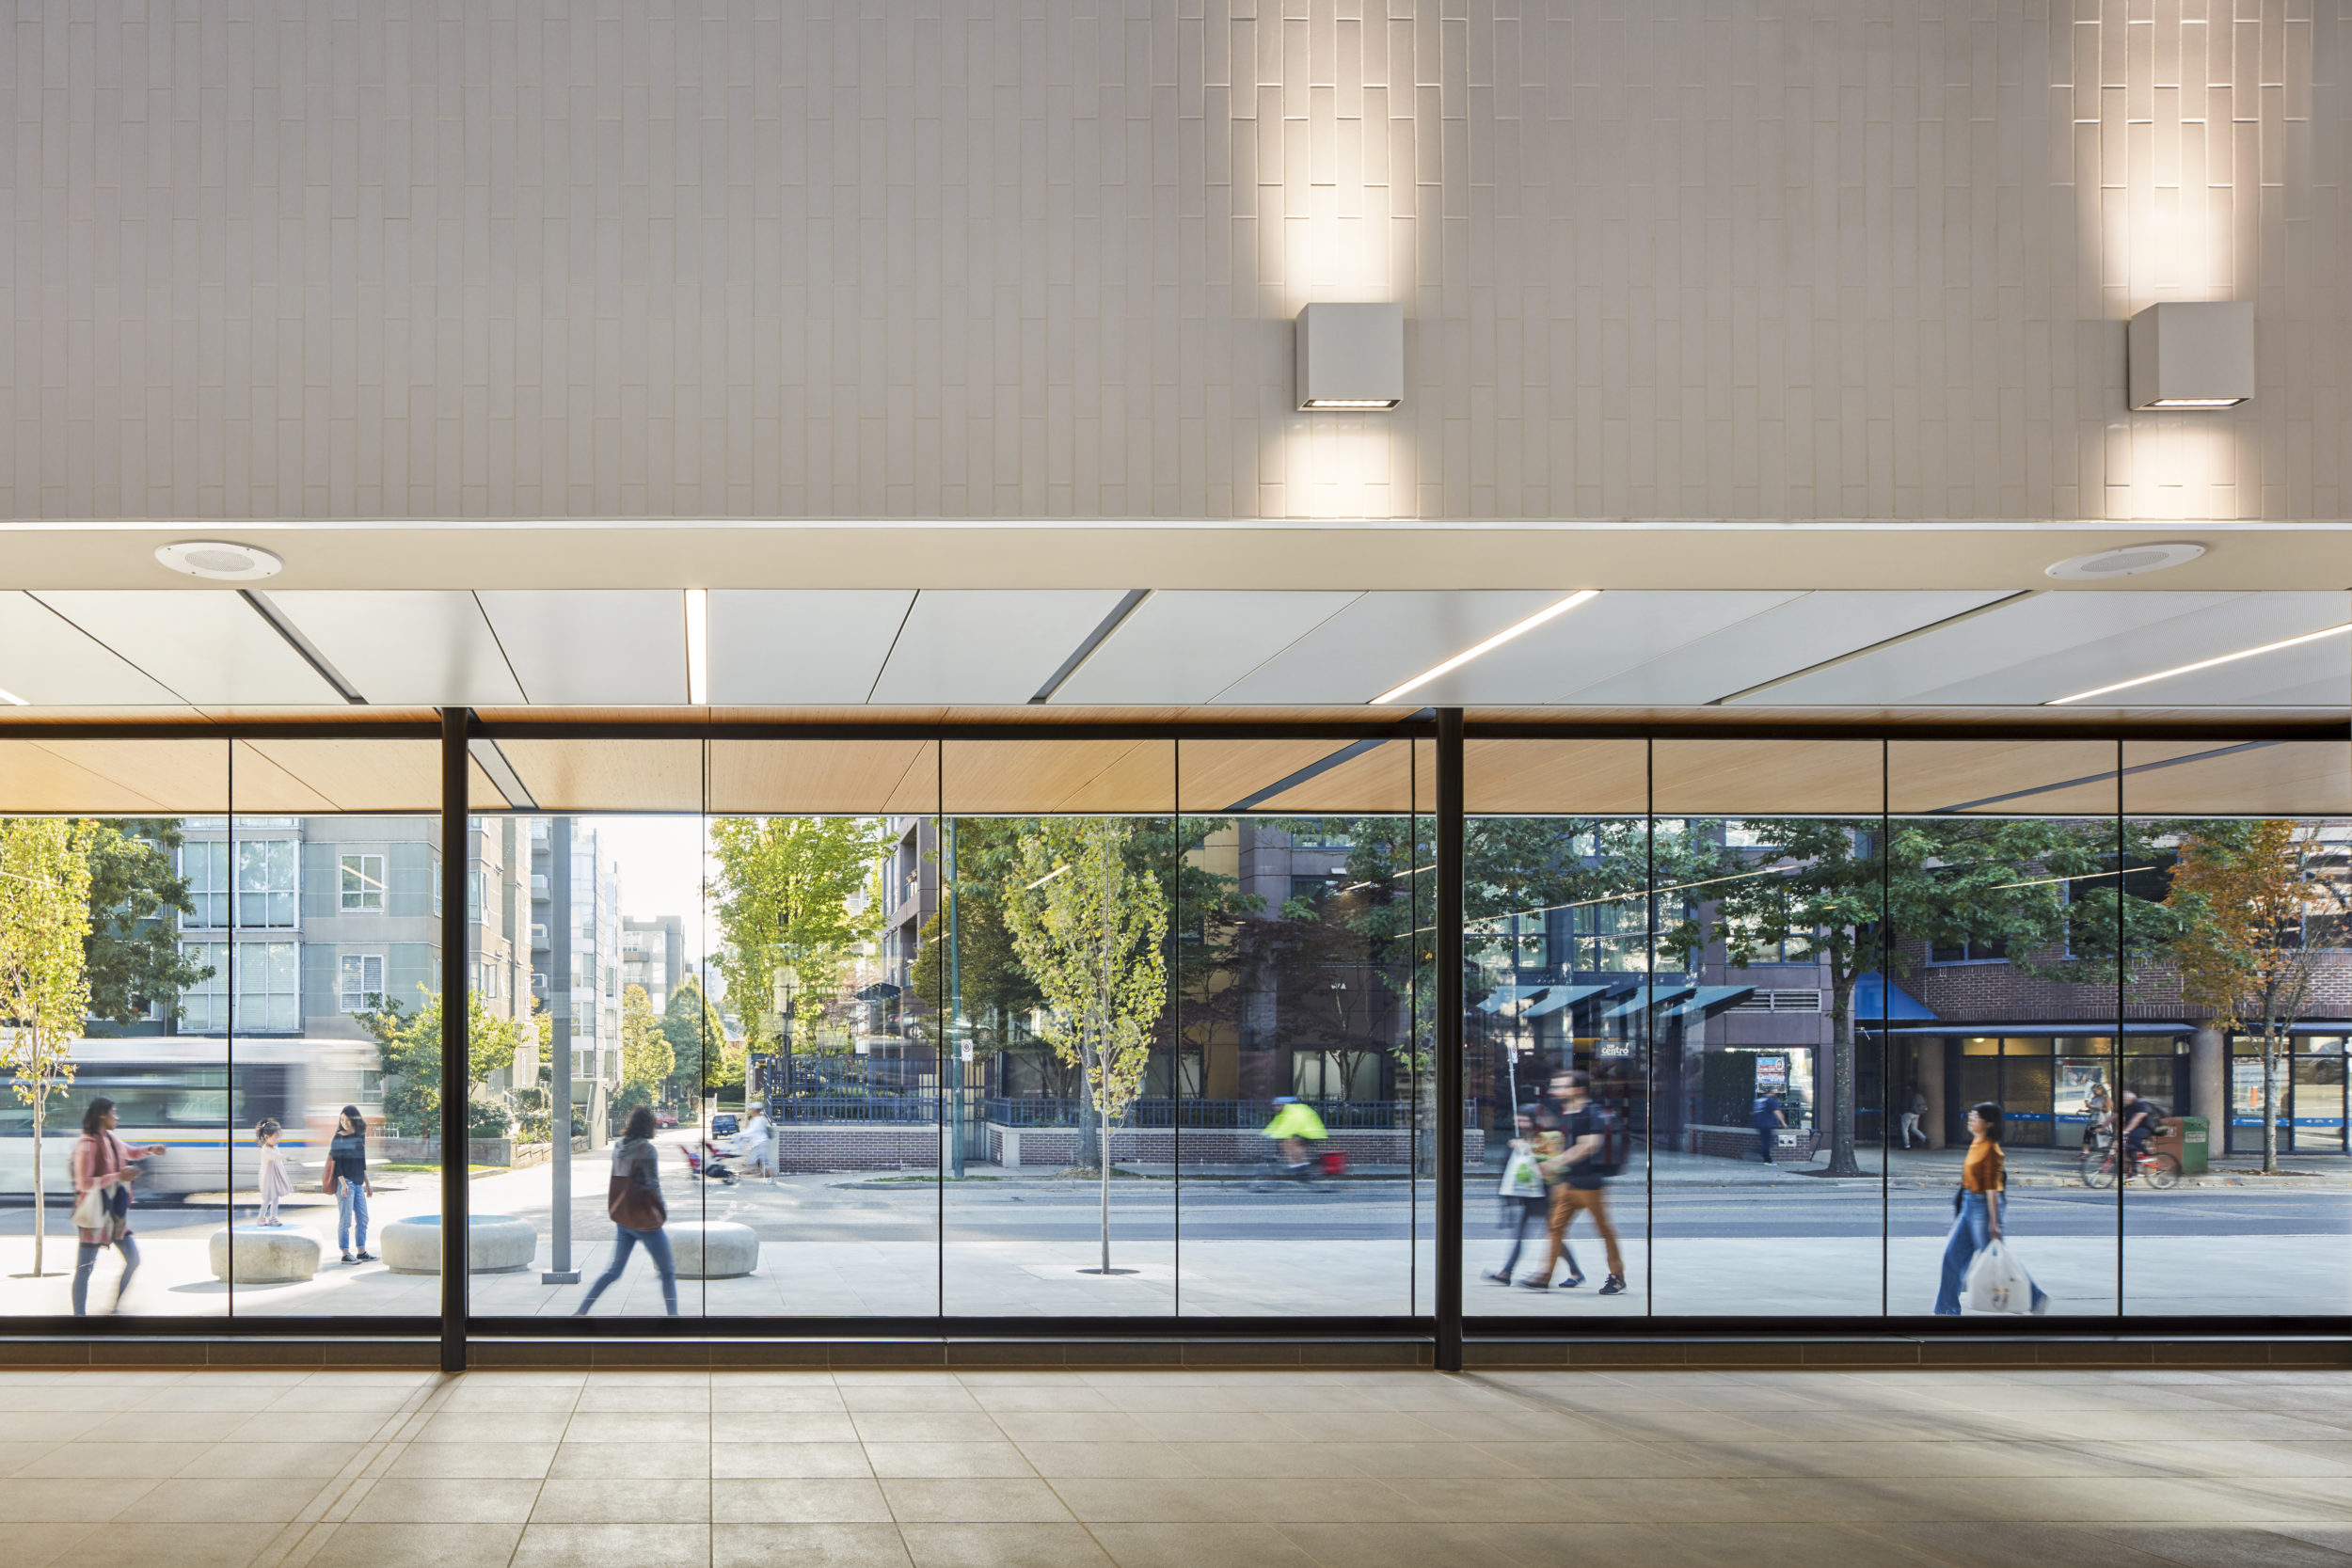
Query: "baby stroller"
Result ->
[[686, 1140, 738, 1185]]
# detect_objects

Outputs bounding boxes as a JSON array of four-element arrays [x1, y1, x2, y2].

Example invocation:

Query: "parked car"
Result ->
[[654, 1107, 679, 1129]]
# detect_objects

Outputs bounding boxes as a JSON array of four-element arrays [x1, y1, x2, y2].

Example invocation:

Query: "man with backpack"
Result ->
[[2118, 1088, 2165, 1167], [1520, 1069, 1628, 1296]]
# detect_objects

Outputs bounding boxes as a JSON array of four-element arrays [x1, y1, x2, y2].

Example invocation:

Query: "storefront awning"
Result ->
[[1603, 985, 1696, 1019], [1871, 1022, 2190, 1037], [1474, 983, 1549, 1015], [1664, 985, 1758, 1020], [1852, 970, 1935, 1022], [1523, 982, 1629, 1019]]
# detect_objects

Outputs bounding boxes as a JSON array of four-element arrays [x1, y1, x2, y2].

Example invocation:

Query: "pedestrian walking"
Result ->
[[577, 1103, 679, 1316], [254, 1118, 292, 1226], [1752, 1088, 1787, 1163], [326, 1106, 374, 1263], [1899, 1087, 1928, 1149], [738, 1104, 775, 1180], [1934, 1101, 2049, 1315], [1519, 1070, 1627, 1296], [70, 1097, 165, 1316], [1485, 1095, 1574, 1287]]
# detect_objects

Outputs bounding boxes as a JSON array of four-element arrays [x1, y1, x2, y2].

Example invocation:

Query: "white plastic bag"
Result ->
[[1498, 1148, 1545, 1200], [1963, 1239, 2034, 1314]]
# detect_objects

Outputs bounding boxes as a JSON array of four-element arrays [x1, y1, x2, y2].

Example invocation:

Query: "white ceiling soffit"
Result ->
[[268, 592, 526, 706], [707, 590, 917, 705], [1745, 591, 2344, 706], [33, 591, 342, 705], [2106, 633, 2351, 706], [866, 589, 1136, 705], [0, 592, 183, 705], [1215, 590, 1566, 705], [1051, 590, 1362, 705], [475, 591, 689, 705], [1391, 590, 1805, 705], [1561, 590, 2018, 705]]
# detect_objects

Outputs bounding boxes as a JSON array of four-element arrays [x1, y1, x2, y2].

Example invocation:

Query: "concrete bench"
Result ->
[[665, 1219, 758, 1279], [207, 1226, 322, 1284], [380, 1213, 538, 1275]]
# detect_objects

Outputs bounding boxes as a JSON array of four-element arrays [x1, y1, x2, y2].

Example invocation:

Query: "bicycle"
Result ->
[[2078, 1133, 2180, 1190]]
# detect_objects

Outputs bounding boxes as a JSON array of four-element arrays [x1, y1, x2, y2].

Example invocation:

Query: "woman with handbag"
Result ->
[[70, 1097, 166, 1316], [575, 1103, 678, 1316], [327, 1106, 375, 1264], [1934, 1101, 2049, 1315]]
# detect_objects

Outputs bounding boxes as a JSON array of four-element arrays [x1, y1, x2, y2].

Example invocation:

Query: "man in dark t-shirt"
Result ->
[[1520, 1070, 1628, 1296]]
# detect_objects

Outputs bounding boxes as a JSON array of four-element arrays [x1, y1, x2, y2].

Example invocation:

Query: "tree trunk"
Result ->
[[1098, 1066, 1113, 1275], [29, 1101, 44, 1277], [1824, 985, 1862, 1178], [2262, 1036, 2280, 1176]]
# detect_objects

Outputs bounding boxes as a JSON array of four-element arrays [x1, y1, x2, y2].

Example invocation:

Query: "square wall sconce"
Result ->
[[1295, 302, 1404, 410], [2127, 300, 2254, 410]]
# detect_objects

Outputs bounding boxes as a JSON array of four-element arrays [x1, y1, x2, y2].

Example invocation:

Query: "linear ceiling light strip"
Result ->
[[1707, 589, 2042, 706], [2047, 622, 2352, 705], [1370, 591, 1597, 705], [240, 589, 368, 705], [469, 737, 537, 810], [684, 588, 710, 705], [1031, 589, 1150, 704]]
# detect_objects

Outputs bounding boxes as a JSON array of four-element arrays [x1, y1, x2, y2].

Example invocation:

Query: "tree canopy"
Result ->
[[708, 816, 894, 1049], [0, 818, 98, 1275]]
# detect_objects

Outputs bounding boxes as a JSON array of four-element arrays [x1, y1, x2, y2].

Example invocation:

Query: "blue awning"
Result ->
[[1852, 970, 1935, 1022], [1474, 984, 1550, 1016], [1666, 985, 1758, 1019], [1604, 984, 1695, 1019], [1523, 982, 1627, 1019]]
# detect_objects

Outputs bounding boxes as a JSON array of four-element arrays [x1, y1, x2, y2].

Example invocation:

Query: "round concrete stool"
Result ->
[[208, 1226, 321, 1284], [380, 1213, 538, 1275], [665, 1219, 758, 1278]]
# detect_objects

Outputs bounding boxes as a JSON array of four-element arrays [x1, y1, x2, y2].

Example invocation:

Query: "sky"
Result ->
[[574, 815, 713, 964]]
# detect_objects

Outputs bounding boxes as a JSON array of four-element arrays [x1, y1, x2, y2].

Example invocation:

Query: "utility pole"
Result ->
[[946, 817, 966, 1180], [542, 815, 579, 1286]]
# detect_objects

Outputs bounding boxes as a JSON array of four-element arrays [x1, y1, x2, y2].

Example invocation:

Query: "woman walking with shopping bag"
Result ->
[[70, 1097, 166, 1316], [575, 1104, 679, 1316], [1934, 1101, 2048, 1315]]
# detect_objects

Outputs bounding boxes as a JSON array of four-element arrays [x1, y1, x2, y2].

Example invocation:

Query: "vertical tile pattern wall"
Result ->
[[2, 1, 2341, 524]]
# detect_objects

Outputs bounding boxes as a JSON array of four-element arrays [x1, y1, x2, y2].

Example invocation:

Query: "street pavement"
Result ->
[[3, 1132, 2344, 1322]]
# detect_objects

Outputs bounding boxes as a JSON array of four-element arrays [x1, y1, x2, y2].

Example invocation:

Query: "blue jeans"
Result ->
[[1496, 1196, 1565, 1278], [72, 1236, 140, 1316], [578, 1225, 679, 1316], [336, 1181, 369, 1254], [1935, 1191, 2048, 1315]]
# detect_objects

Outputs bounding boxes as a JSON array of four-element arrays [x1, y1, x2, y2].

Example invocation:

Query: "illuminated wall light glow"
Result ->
[[1371, 592, 1600, 705], [684, 588, 709, 705], [2046, 623, 2352, 705], [0, 684, 27, 706]]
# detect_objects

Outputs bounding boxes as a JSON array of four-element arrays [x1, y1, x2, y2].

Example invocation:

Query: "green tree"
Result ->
[[2166, 818, 2346, 1175], [709, 816, 894, 1068], [660, 976, 725, 1109], [360, 987, 531, 1141], [83, 820, 209, 1027], [0, 818, 97, 1275], [616, 983, 676, 1121], [1001, 818, 1170, 1274]]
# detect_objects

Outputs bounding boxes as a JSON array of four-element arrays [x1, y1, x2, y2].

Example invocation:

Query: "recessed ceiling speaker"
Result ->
[[154, 540, 285, 580], [2044, 542, 2206, 581], [2127, 301, 2254, 409], [1295, 302, 1404, 410]]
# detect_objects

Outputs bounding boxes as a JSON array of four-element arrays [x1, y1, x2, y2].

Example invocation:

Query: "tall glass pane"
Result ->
[[943, 740, 1175, 1317], [0, 740, 227, 1320], [1177, 736, 1427, 1317], [1889, 741, 2124, 1318], [1651, 740, 1886, 1316], [1460, 739, 1648, 1318], [2123, 739, 2352, 1316], [699, 737, 940, 1320]]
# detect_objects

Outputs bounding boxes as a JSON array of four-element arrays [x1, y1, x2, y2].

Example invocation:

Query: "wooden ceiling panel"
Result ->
[[0, 739, 229, 815], [237, 738, 445, 813], [707, 739, 938, 816], [1652, 739, 1883, 816], [1465, 738, 1647, 815], [496, 739, 703, 812], [2123, 740, 2350, 817], [1255, 737, 1423, 815], [1888, 740, 2124, 816], [942, 739, 1174, 815]]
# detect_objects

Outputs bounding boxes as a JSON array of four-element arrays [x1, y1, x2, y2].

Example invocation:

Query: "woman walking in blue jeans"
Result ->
[[576, 1104, 678, 1316], [328, 1105, 374, 1264], [1935, 1101, 2048, 1315]]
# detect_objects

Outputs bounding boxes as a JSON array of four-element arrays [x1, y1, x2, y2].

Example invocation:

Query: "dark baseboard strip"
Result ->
[[0, 1335, 2342, 1371]]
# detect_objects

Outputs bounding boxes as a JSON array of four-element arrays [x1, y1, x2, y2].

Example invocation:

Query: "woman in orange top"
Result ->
[[1933, 1101, 2048, 1315]]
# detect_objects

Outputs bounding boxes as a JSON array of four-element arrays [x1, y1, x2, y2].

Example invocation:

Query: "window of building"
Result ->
[[177, 941, 227, 1031], [341, 953, 387, 1013], [1928, 936, 2010, 964], [182, 841, 229, 928], [237, 839, 298, 928], [340, 852, 386, 911], [177, 941, 298, 1035]]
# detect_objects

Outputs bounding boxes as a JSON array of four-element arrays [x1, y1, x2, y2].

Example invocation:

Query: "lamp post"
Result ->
[[946, 818, 966, 1179]]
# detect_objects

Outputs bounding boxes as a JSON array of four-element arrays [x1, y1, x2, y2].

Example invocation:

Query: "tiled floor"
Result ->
[[1, 1364, 2348, 1567]]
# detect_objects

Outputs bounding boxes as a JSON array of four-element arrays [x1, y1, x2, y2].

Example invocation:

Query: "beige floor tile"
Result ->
[[422, 1385, 580, 1413], [0, 1476, 161, 1520], [710, 1522, 912, 1568], [1089, 1521, 1324, 1568], [9, 1521, 103, 1568], [118, 1475, 336, 1523], [0, 1386, 153, 1411], [968, 1386, 1121, 1413], [225, 1410, 399, 1445], [84, 1521, 293, 1568], [129, 1384, 288, 1413], [4, 1413, 110, 1444], [987, 1411, 1155, 1444], [548, 1441, 714, 1479], [532, 1477, 711, 1524], [850, 1411, 1007, 1444], [15, 1439, 213, 1478], [882, 1476, 1074, 1523], [841, 1386, 983, 1412], [303, 1522, 525, 1568], [1279, 1521, 1536, 1568], [183, 1440, 373, 1480], [410, 1411, 573, 1444], [1171, 1439, 1366, 1479], [83, 1410, 250, 1444], [753, 1411, 861, 1443], [898, 1521, 1114, 1568], [512, 1522, 712, 1568], [1017, 1443, 1205, 1480], [344, 1477, 546, 1524], [564, 1410, 710, 1444], [385, 1440, 558, 1480], [711, 1476, 896, 1523], [712, 1441, 871, 1479], [1124, 1410, 1302, 1443], [863, 1441, 1036, 1478], [574, 1385, 712, 1413], [1046, 1478, 1264, 1523], [262, 1386, 421, 1413], [1220, 1477, 1434, 1523]]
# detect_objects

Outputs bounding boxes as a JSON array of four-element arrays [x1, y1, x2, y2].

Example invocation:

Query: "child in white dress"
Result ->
[[255, 1118, 291, 1227]]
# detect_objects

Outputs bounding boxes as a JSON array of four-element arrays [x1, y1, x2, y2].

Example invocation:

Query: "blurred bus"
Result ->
[[0, 1037, 382, 1199]]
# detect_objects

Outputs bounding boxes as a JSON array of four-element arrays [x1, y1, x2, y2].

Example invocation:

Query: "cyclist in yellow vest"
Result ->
[[1263, 1096, 1328, 1174]]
